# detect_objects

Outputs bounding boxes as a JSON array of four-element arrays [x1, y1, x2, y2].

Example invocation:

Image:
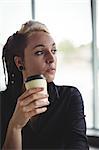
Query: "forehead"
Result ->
[[26, 31, 55, 48]]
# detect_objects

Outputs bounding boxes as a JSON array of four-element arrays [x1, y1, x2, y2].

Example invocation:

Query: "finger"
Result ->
[[28, 107, 47, 118], [19, 87, 44, 101], [22, 98, 50, 112], [34, 98, 50, 108], [20, 93, 49, 106]]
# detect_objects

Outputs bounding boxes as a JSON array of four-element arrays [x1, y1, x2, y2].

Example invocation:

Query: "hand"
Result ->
[[9, 88, 49, 130]]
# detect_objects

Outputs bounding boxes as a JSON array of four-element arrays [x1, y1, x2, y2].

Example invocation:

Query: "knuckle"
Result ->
[[41, 99, 46, 102], [22, 107, 25, 112], [24, 112, 28, 118], [33, 93, 39, 100], [17, 97, 24, 105], [17, 100, 22, 107], [34, 101, 38, 107], [31, 94, 35, 100], [34, 108, 39, 114], [41, 98, 47, 104], [17, 97, 21, 103], [28, 89, 32, 94]]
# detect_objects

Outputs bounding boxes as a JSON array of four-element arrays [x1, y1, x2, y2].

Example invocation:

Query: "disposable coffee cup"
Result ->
[[25, 75, 47, 94]]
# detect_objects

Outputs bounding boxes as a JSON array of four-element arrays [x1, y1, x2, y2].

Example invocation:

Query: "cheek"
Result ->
[[53, 55, 57, 67], [24, 58, 46, 75], [33, 62, 45, 72], [55, 56, 57, 65]]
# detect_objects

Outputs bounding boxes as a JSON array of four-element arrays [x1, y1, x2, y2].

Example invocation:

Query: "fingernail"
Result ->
[[47, 101, 50, 105]]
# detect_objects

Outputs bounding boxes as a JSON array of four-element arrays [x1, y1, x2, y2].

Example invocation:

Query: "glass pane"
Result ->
[[97, 70, 99, 129], [0, 0, 32, 91], [96, 1, 99, 129], [35, 0, 93, 128]]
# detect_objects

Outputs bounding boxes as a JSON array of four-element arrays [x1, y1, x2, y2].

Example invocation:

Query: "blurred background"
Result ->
[[0, 0, 99, 149]]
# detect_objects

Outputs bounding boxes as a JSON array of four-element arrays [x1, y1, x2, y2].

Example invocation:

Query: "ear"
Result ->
[[14, 56, 24, 69]]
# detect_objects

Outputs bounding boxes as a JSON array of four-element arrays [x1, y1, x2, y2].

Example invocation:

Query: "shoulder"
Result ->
[[54, 83, 82, 98], [0, 89, 8, 102], [1, 87, 18, 118], [53, 83, 84, 106]]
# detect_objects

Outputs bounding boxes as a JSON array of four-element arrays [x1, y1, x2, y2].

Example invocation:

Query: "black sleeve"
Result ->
[[65, 87, 89, 150], [0, 92, 7, 148], [0, 91, 16, 148]]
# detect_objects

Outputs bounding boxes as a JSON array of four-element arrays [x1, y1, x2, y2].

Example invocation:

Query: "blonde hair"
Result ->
[[18, 20, 49, 37]]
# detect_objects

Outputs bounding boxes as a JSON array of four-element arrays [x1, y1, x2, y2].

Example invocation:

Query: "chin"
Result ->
[[47, 79, 54, 83], [44, 74, 55, 83]]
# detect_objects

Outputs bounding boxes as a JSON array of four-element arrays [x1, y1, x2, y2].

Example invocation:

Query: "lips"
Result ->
[[46, 68, 56, 74]]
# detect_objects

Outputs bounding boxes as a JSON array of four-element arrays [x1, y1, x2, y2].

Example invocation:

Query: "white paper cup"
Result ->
[[25, 75, 47, 94]]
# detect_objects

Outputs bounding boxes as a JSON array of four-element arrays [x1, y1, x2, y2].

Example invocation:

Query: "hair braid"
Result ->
[[2, 32, 26, 90]]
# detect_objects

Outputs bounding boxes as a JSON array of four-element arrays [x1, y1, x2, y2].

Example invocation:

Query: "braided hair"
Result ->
[[2, 32, 26, 91]]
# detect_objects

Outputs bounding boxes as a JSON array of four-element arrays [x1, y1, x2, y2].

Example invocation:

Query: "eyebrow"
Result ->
[[33, 43, 56, 49]]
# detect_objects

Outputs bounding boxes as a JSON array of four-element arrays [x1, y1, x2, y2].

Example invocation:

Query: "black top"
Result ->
[[0, 82, 89, 149]]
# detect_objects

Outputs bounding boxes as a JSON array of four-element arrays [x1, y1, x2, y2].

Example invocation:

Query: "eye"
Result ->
[[51, 49, 57, 54], [34, 50, 44, 56]]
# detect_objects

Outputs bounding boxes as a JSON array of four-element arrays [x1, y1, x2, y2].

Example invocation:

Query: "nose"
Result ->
[[46, 51, 54, 64]]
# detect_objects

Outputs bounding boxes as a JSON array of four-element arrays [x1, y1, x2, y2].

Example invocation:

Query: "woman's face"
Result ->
[[23, 31, 57, 82]]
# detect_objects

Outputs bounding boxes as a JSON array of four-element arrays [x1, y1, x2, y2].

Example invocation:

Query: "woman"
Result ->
[[1, 20, 89, 149]]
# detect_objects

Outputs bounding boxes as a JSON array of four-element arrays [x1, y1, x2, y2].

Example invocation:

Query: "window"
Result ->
[[96, 0, 99, 129], [0, 0, 99, 131], [35, 0, 99, 130], [0, 0, 32, 91]]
